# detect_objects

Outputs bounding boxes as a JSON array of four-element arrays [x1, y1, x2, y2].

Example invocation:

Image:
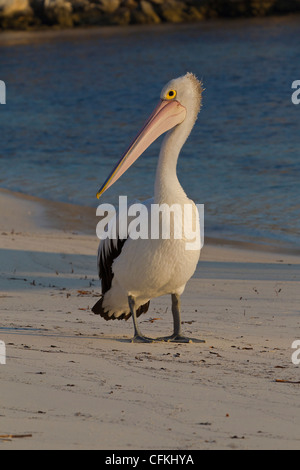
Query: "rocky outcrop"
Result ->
[[0, 0, 35, 28], [1, 0, 300, 30]]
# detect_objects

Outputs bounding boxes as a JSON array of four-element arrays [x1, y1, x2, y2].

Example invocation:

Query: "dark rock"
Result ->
[[156, 0, 187, 23], [273, 0, 300, 13], [140, 0, 160, 22], [106, 6, 131, 25], [98, 0, 121, 14], [0, 0, 38, 28], [44, 0, 73, 26], [131, 0, 160, 23], [72, 4, 105, 26], [187, 0, 300, 18], [121, 0, 138, 10]]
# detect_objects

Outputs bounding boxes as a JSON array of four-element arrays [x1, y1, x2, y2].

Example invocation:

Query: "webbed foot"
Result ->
[[131, 335, 155, 344], [156, 334, 205, 344]]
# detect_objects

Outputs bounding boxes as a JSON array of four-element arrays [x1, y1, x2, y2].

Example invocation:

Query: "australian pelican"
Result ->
[[92, 73, 204, 343]]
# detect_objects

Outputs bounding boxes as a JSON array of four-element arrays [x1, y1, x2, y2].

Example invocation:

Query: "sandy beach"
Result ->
[[0, 187, 299, 450]]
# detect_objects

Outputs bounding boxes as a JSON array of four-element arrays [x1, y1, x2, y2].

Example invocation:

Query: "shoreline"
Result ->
[[0, 13, 300, 39], [1, 187, 299, 259], [0, 187, 96, 236]]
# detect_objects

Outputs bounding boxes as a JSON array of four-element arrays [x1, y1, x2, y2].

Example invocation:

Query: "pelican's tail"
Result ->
[[92, 295, 150, 321]]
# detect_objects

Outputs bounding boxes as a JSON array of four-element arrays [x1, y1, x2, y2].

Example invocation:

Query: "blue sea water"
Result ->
[[0, 17, 299, 249]]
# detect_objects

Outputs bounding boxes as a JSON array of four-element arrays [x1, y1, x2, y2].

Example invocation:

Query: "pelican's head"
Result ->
[[97, 73, 203, 199], [160, 72, 203, 123]]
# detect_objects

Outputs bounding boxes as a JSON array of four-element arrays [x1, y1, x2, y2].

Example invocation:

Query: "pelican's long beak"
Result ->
[[97, 100, 186, 199]]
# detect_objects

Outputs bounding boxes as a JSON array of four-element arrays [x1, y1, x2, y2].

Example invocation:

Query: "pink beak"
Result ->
[[97, 99, 187, 199]]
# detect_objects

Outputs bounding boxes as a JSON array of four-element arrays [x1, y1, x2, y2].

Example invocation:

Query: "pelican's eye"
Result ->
[[166, 90, 177, 100]]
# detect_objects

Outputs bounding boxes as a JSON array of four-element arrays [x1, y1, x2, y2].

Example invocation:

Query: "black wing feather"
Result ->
[[92, 226, 150, 321]]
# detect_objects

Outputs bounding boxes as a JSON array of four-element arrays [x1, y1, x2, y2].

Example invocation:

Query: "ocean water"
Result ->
[[0, 17, 299, 250]]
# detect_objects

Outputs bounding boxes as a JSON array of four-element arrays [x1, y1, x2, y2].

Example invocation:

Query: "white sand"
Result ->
[[0, 188, 299, 450]]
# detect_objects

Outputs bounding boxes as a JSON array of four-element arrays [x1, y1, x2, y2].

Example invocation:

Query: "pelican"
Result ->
[[92, 73, 204, 343]]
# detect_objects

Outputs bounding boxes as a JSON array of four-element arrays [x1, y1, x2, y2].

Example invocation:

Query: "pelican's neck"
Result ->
[[154, 114, 196, 204]]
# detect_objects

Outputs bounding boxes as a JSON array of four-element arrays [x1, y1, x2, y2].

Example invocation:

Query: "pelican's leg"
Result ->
[[128, 295, 154, 343], [157, 294, 205, 344]]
